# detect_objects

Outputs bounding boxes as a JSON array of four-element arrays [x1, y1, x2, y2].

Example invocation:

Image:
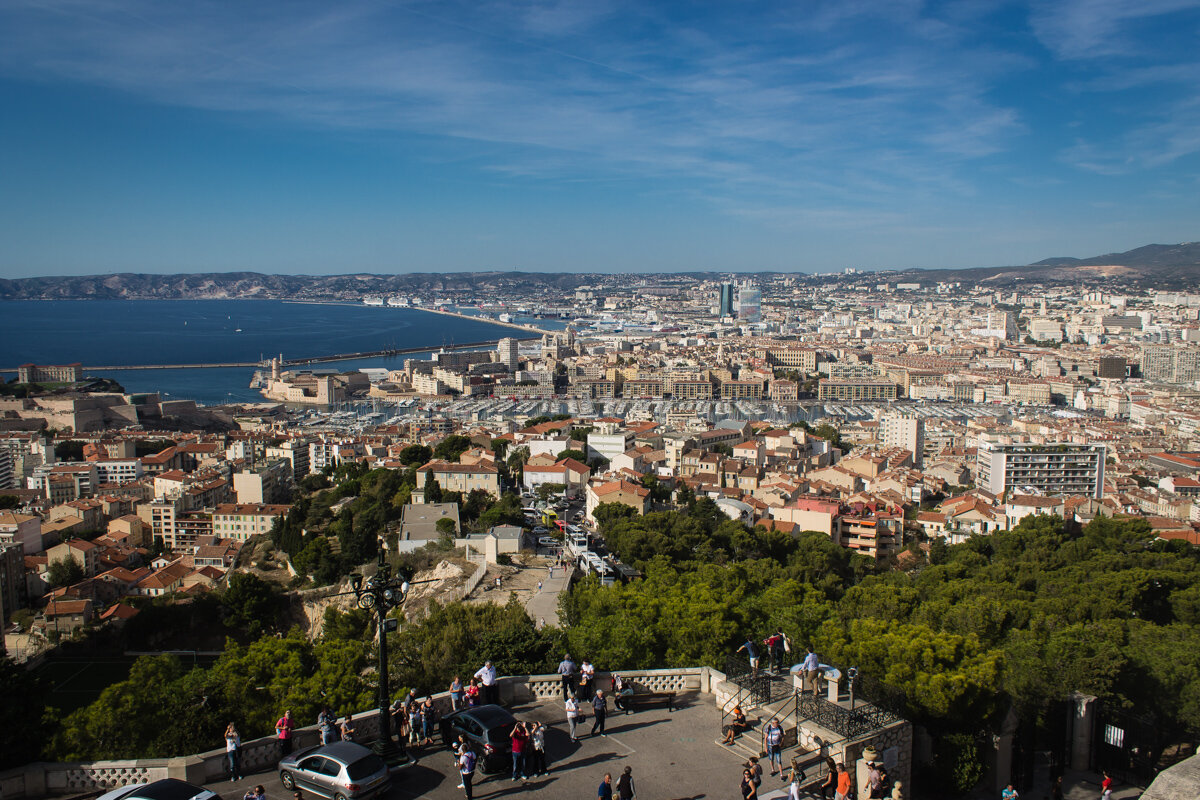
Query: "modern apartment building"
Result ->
[[880, 411, 925, 469], [1141, 344, 1200, 385], [977, 442, 1106, 499]]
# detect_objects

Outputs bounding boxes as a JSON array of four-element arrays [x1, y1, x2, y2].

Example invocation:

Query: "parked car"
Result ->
[[278, 741, 391, 800], [96, 780, 222, 800], [538, 536, 559, 547], [439, 704, 518, 773]]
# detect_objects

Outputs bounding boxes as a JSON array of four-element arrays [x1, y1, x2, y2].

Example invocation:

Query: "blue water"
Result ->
[[0, 300, 547, 405]]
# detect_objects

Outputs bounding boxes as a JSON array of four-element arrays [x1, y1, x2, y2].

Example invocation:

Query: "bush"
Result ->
[[496, 553, 513, 566]]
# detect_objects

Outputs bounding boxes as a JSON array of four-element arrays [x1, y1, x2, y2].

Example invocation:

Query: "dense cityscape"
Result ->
[[4, 0, 1200, 798], [1, 267, 1199, 800]]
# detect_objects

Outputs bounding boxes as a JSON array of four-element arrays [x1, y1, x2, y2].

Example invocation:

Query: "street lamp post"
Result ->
[[352, 546, 411, 767]]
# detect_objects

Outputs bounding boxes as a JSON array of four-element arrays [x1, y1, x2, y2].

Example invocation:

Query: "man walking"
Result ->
[[557, 653, 577, 700], [763, 717, 784, 776], [598, 773, 614, 800], [835, 763, 852, 800], [566, 693, 581, 742], [591, 690, 608, 737], [801, 647, 822, 697], [474, 660, 499, 706], [616, 766, 636, 800]]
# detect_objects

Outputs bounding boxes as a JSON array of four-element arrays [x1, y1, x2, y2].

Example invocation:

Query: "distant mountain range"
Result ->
[[1, 242, 1198, 299], [893, 242, 1200, 287]]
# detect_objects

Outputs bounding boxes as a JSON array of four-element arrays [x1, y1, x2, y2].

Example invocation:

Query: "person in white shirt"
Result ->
[[565, 695, 581, 742], [474, 660, 499, 705]]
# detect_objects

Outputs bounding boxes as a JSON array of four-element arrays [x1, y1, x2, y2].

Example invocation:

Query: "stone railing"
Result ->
[[0, 668, 716, 800]]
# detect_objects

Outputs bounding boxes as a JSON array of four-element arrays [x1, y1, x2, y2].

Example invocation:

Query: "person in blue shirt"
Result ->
[[801, 647, 821, 697], [557, 654, 577, 700], [737, 638, 759, 677], [598, 772, 614, 800]]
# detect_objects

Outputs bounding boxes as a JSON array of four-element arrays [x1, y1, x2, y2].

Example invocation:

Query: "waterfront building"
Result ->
[[817, 379, 899, 401], [880, 411, 924, 469], [17, 363, 82, 384]]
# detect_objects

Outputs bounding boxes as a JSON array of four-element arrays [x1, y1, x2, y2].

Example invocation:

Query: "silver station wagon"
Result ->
[[278, 741, 390, 800]]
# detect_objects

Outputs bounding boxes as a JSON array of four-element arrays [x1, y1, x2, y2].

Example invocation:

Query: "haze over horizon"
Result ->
[[2, 0, 1199, 278]]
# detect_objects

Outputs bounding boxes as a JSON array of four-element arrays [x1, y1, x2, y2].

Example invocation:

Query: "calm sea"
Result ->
[[0, 300, 547, 405]]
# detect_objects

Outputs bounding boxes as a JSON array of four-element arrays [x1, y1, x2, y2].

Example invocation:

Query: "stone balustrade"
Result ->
[[0, 667, 716, 800]]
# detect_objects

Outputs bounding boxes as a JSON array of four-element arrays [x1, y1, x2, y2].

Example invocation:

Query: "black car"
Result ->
[[439, 703, 518, 773]]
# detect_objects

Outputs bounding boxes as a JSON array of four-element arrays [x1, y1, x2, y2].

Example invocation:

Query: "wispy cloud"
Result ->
[[0, 0, 1031, 213]]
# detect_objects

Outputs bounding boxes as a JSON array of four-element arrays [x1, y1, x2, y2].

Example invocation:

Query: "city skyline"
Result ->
[[2, 0, 1200, 277]]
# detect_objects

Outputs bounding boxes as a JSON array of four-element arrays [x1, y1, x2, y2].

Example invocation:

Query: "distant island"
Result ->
[[1, 241, 1199, 297]]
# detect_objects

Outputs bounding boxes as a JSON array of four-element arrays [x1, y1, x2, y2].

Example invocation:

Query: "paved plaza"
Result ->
[[208, 693, 753, 800]]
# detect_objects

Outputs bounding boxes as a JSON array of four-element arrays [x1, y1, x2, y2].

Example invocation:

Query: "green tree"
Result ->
[[490, 438, 510, 461], [399, 444, 433, 466], [556, 449, 587, 463], [433, 435, 472, 462], [221, 573, 282, 636], [0, 494, 22, 509], [48, 557, 84, 588]]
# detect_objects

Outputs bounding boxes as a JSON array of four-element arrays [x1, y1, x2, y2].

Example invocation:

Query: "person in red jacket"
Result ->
[[510, 721, 529, 782]]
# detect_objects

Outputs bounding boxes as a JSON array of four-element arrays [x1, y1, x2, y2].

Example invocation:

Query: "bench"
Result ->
[[615, 690, 676, 713]]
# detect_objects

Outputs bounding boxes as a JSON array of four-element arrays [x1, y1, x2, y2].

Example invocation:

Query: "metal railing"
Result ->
[[794, 691, 902, 740]]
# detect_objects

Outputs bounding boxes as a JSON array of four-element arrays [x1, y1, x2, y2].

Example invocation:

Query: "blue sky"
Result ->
[[1, 0, 1198, 276]]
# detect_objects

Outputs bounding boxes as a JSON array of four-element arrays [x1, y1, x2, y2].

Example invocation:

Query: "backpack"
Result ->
[[461, 750, 477, 774]]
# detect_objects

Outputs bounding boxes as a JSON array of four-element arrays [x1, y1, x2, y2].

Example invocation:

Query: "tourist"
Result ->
[[819, 755, 838, 798], [466, 678, 481, 706], [537, 580, 543, 592], [772, 627, 789, 672], [747, 756, 763, 789], [598, 772, 614, 800], [449, 675, 464, 711], [740, 767, 758, 800], [1001, 784, 1019, 800], [510, 721, 528, 782], [864, 761, 883, 798], [565, 693, 581, 742], [275, 710, 295, 757], [579, 658, 595, 701], [890, 779, 904, 800], [616, 766, 636, 800], [787, 768, 803, 800], [736, 638, 759, 677], [835, 763, 852, 800], [1051, 776, 1064, 800], [317, 706, 337, 745], [1101, 772, 1113, 796], [475, 660, 499, 705], [458, 742, 477, 800], [763, 718, 784, 776], [224, 722, 242, 782], [420, 696, 437, 745], [801, 647, 821, 697], [529, 721, 547, 775], [723, 705, 748, 745], [339, 712, 356, 743], [407, 704, 422, 745], [591, 689, 608, 736], [557, 653, 577, 700], [243, 786, 265, 800], [612, 673, 635, 712]]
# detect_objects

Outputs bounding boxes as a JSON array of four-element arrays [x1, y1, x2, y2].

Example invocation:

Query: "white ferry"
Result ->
[[362, 296, 385, 306]]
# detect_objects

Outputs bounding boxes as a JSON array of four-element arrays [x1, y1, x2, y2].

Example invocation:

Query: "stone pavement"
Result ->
[[524, 562, 572, 630], [206, 693, 753, 800]]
